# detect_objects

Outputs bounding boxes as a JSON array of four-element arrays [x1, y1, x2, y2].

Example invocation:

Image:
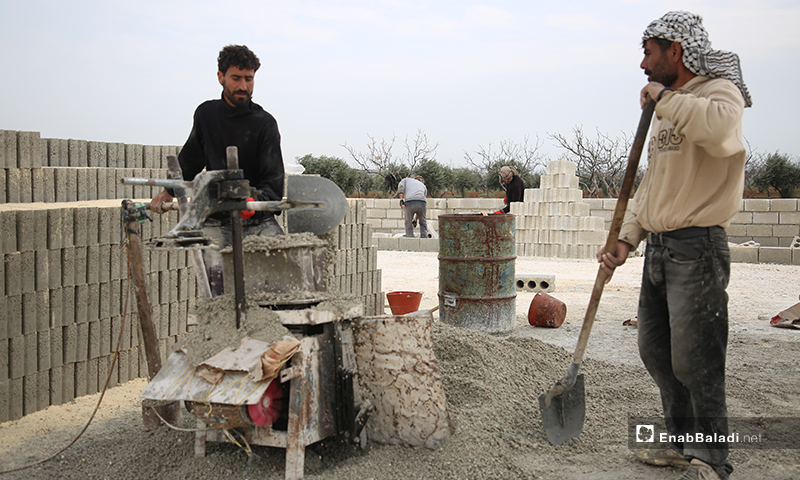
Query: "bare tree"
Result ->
[[463, 135, 545, 192], [549, 127, 632, 198], [341, 134, 397, 172], [342, 129, 440, 194], [403, 129, 439, 172]]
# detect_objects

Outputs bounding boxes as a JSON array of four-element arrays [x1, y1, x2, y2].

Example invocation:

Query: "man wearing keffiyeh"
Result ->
[[597, 11, 751, 480]]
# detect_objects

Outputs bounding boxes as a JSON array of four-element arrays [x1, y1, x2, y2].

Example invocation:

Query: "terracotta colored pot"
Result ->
[[386, 291, 423, 315], [528, 292, 566, 328]]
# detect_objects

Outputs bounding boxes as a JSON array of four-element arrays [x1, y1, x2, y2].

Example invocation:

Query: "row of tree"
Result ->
[[298, 128, 800, 198]]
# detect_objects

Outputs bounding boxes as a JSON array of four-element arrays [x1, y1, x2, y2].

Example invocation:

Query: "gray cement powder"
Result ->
[[179, 294, 291, 364]]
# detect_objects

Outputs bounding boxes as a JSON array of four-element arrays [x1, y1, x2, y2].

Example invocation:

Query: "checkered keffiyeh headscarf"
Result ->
[[643, 11, 752, 107]]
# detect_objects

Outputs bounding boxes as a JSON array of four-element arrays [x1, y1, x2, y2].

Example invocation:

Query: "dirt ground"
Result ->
[[1, 251, 799, 479]]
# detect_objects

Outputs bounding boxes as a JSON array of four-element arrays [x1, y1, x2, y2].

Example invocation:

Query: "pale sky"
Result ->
[[1, 1, 797, 168]]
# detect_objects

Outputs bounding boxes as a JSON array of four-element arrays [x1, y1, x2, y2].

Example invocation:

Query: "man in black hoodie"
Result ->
[[150, 44, 285, 295]]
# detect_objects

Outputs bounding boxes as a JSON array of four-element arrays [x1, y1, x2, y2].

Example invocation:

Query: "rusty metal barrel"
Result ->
[[438, 213, 516, 333]]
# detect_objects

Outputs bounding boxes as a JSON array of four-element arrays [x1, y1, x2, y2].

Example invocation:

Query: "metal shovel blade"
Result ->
[[285, 175, 348, 235], [538, 373, 585, 446]]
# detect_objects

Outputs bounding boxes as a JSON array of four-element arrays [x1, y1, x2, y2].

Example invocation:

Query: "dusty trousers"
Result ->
[[637, 226, 733, 479], [403, 200, 428, 238]]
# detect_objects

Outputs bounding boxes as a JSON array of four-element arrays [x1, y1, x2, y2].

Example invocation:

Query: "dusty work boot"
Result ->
[[633, 446, 689, 466], [677, 459, 723, 480]]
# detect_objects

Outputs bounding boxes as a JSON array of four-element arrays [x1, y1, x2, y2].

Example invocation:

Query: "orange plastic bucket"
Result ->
[[528, 292, 566, 327], [386, 291, 423, 315]]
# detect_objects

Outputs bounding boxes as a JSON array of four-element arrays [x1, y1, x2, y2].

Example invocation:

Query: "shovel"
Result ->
[[539, 98, 655, 446]]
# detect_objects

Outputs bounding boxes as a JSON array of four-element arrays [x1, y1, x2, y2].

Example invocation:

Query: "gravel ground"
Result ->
[[1, 251, 798, 480]]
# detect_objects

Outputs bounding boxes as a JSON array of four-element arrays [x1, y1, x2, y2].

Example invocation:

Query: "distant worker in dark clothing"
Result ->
[[496, 166, 524, 214], [397, 175, 428, 238], [150, 44, 285, 295]]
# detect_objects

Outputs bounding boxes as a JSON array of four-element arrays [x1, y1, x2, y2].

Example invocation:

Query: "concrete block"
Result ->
[[745, 224, 773, 237], [22, 293, 37, 335], [758, 247, 792, 265], [5, 253, 22, 296], [1, 212, 17, 254], [49, 323, 63, 368], [37, 168, 53, 202], [15, 210, 34, 252], [61, 167, 78, 202], [75, 284, 89, 324], [68, 138, 88, 167], [38, 329, 51, 372], [19, 131, 43, 168], [88, 283, 100, 323], [23, 374, 37, 415], [1, 130, 17, 168], [86, 207, 100, 246], [35, 290, 49, 331], [752, 212, 779, 224], [794, 249, 800, 266], [49, 365, 63, 406], [61, 362, 75, 404], [6, 377, 23, 421], [107, 143, 124, 168], [24, 333, 37, 375], [779, 211, 800, 225], [46, 138, 68, 166], [9, 335, 24, 379], [89, 321, 101, 359], [19, 251, 35, 295], [32, 169, 45, 202], [76, 322, 89, 362], [125, 144, 143, 168], [726, 223, 747, 237], [76, 168, 91, 201], [74, 360, 88, 397], [0, 168, 5, 204], [752, 236, 779, 247], [86, 245, 100, 285], [61, 285, 75, 327], [143, 145, 158, 168], [5, 168, 22, 203], [87, 141, 107, 167], [743, 199, 770, 212], [546, 160, 577, 176], [770, 198, 799, 211], [74, 247, 88, 286], [5, 295, 21, 339]]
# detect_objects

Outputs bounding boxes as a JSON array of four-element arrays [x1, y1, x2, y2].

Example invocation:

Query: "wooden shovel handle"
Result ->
[[572, 99, 656, 365]]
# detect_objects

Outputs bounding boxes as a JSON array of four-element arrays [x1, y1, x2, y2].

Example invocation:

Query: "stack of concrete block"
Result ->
[[366, 196, 499, 252], [323, 199, 384, 316], [511, 160, 606, 258], [585, 196, 800, 265], [1, 130, 177, 203], [0, 200, 195, 422]]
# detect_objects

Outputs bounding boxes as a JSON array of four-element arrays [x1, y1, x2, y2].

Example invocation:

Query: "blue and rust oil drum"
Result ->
[[438, 213, 516, 333]]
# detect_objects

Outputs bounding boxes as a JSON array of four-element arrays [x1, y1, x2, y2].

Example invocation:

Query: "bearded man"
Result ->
[[598, 11, 752, 480]]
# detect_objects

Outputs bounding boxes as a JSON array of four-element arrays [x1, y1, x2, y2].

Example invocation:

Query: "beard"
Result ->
[[645, 55, 678, 87], [223, 88, 251, 108]]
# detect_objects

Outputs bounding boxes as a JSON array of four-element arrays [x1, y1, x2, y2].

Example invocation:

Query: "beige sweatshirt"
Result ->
[[619, 76, 746, 247]]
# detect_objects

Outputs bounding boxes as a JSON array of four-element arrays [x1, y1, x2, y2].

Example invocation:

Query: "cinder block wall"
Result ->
[[584, 197, 800, 265], [1, 129, 381, 421]]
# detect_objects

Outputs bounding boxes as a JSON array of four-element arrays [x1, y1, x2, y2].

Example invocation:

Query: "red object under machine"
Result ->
[[248, 379, 283, 427]]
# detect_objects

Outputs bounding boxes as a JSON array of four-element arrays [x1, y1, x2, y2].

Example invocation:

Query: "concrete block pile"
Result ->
[[510, 160, 606, 258], [0, 200, 194, 422], [585, 196, 800, 265], [319, 199, 384, 316], [0, 130, 177, 203]]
